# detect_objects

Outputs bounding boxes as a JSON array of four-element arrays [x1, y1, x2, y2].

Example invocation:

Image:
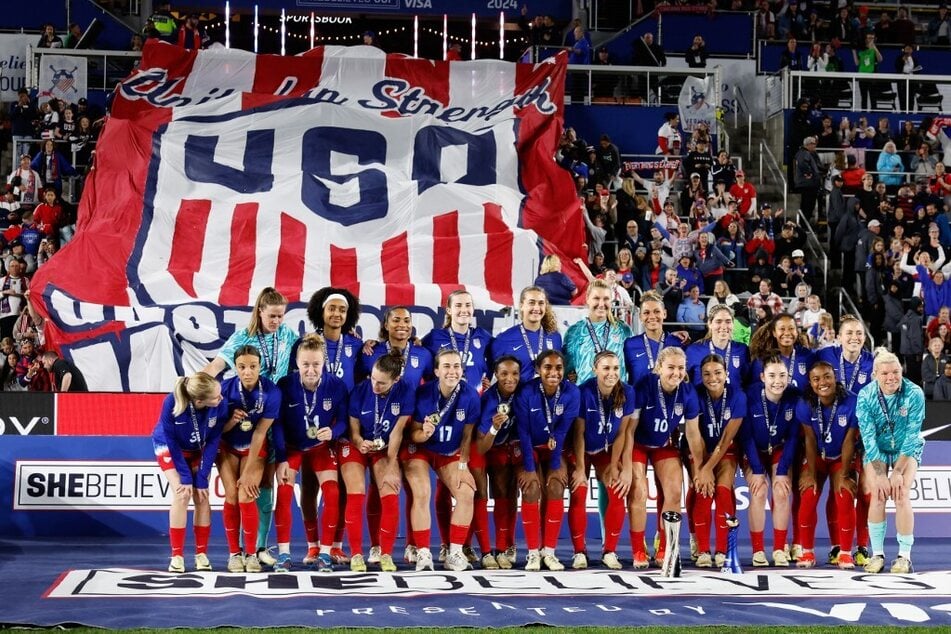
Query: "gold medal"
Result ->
[[371, 438, 386, 451], [497, 403, 510, 417], [547, 436, 557, 450], [306, 427, 319, 440], [239, 420, 253, 433], [426, 413, 440, 426]]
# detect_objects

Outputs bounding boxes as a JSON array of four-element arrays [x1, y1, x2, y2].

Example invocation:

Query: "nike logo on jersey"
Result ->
[[289, 403, 299, 408], [635, 353, 646, 358], [531, 408, 541, 412], [361, 410, 373, 415], [587, 408, 600, 413], [513, 345, 523, 351]]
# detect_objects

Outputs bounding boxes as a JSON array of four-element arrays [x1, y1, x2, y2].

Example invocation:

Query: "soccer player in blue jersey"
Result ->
[[749, 313, 816, 391], [152, 372, 230, 573], [403, 349, 481, 572], [686, 304, 750, 388], [568, 351, 635, 570], [360, 306, 433, 387], [741, 356, 800, 567], [856, 349, 925, 574], [421, 290, 492, 390], [272, 334, 349, 572], [489, 286, 562, 382], [686, 354, 746, 568], [795, 361, 859, 570], [513, 349, 581, 572], [218, 346, 281, 573], [624, 291, 683, 386], [472, 355, 522, 569], [340, 350, 414, 573]]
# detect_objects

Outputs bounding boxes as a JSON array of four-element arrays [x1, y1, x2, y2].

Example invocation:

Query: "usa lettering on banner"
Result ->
[[30, 42, 584, 391]]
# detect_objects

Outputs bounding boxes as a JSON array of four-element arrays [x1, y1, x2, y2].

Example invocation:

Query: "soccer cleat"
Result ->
[[796, 551, 817, 568], [404, 544, 418, 564], [438, 544, 449, 563], [463, 545, 478, 563], [316, 552, 333, 572], [790, 544, 803, 562], [689, 534, 699, 561], [890, 556, 913, 574], [303, 546, 320, 566], [854, 546, 870, 567], [168, 555, 185, 573], [714, 552, 726, 568], [632, 551, 650, 569], [653, 532, 661, 555], [652, 549, 665, 568], [751, 550, 769, 567], [602, 552, 622, 570], [256, 547, 277, 567], [571, 552, 588, 570], [194, 552, 212, 571], [864, 554, 886, 574], [542, 553, 565, 571], [524, 550, 541, 571], [481, 553, 500, 570], [837, 552, 855, 570], [330, 547, 350, 565], [273, 553, 292, 573], [772, 549, 790, 567], [445, 550, 469, 572], [379, 554, 397, 572], [367, 546, 382, 565], [415, 547, 435, 571], [495, 551, 514, 570], [244, 552, 262, 573], [350, 553, 367, 572], [504, 545, 517, 562], [827, 546, 841, 566], [227, 552, 245, 573], [695, 552, 714, 568]]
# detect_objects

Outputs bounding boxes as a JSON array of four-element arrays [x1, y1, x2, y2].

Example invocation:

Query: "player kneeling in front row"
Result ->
[[856, 349, 925, 574]]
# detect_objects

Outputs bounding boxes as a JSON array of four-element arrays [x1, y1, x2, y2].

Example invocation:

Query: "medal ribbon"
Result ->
[[447, 327, 472, 365], [876, 382, 904, 457], [817, 397, 839, 460], [301, 374, 321, 437], [585, 318, 609, 354], [257, 332, 278, 377], [705, 386, 728, 441], [188, 403, 205, 451], [839, 351, 862, 392], [519, 324, 544, 361], [433, 382, 462, 429], [540, 382, 562, 441]]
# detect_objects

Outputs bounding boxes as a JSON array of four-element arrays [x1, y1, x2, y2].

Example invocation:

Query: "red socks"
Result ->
[[603, 488, 625, 553], [319, 480, 340, 548], [522, 501, 541, 551], [714, 485, 735, 553], [223, 501, 241, 553], [856, 493, 871, 547], [367, 481, 382, 547], [275, 483, 295, 545], [345, 492, 366, 555], [239, 500, 258, 554], [836, 489, 855, 552], [435, 481, 452, 546], [449, 523, 469, 546], [169, 526, 185, 557], [692, 494, 713, 553], [412, 529, 431, 551], [543, 498, 564, 550], [631, 529, 646, 557], [798, 486, 819, 550], [472, 497, 491, 553], [194, 524, 210, 555], [773, 528, 788, 553], [379, 494, 399, 554], [568, 486, 588, 553], [494, 497, 511, 551], [750, 530, 765, 554]]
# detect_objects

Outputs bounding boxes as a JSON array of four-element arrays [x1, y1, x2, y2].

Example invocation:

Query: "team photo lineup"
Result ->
[[154, 281, 925, 578]]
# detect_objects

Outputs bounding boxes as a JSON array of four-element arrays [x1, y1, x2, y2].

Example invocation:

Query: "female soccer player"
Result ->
[[795, 361, 859, 569], [421, 290, 492, 389], [569, 351, 635, 570], [686, 304, 750, 388], [741, 356, 800, 566], [203, 287, 298, 567], [629, 346, 699, 569], [489, 286, 562, 382], [272, 334, 349, 572], [218, 346, 281, 573], [624, 291, 683, 386], [472, 356, 522, 569], [340, 350, 414, 572], [749, 313, 816, 390], [856, 349, 925, 574], [514, 350, 581, 572], [360, 305, 433, 387], [404, 349, 481, 572], [152, 372, 229, 573], [686, 354, 746, 568], [564, 279, 633, 384]]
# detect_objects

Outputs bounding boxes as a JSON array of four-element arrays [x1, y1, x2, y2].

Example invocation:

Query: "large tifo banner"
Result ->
[[30, 41, 584, 392]]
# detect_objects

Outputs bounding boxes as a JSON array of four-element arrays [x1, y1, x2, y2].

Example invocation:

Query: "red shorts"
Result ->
[[632, 441, 681, 466], [740, 446, 784, 474], [801, 454, 847, 478], [286, 443, 338, 473], [687, 442, 739, 467], [399, 442, 461, 470], [565, 448, 615, 472], [337, 440, 389, 468], [512, 444, 563, 472], [155, 448, 201, 472], [220, 440, 269, 459], [470, 442, 518, 470]]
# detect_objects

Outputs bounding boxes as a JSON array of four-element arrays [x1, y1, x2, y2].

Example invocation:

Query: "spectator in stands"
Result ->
[[659, 268, 685, 318], [930, 163, 951, 211], [177, 13, 209, 50], [621, 219, 646, 255], [711, 151, 737, 189], [747, 202, 784, 238], [694, 232, 732, 291], [748, 246, 776, 289], [729, 170, 757, 218], [718, 221, 746, 267], [922, 337, 947, 399], [613, 248, 637, 292], [681, 173, 708, 215], [853, 33, 883, 110], [40, 350, 87, 392], [632, 170, 674, 217], [829, 7, 856, 45], [779, 2, 807, 40], [755, 1, 777, 40], [899, 297, 924, 384], [772, 255, 796, 297], [656, 112, 681, 157], [794, 136, 823, 220], [31, 189, 62, 241], [929, 5, 951, 46], [685, 34, 708, 69], [933, 363, 951, 400], [6, 155, 41, 210], [912, 145, 938, 180], [684, 140, 714, 188], [633, 32, 666, 67], [62, 23, 82, 49], [31, 141, 75, 197], [877, 142, 905, 194], [675, 253, 704, 293], [37, 24, 63, 49], [568, 25, 592, 65], [0, 188, 20, 222], [9, 90, 37, 160], [534, 255, 578, 305], [747, 279, 785, 316], [0, 258, 28, 341], [745, 225, 775, 261], [595, 135, 621, 188], [642, 249, 667, 291], [779, 37, 804, 70], [677, 285, 707, 337], [839, 155, 865, 194], [892, 7, 916, 47]]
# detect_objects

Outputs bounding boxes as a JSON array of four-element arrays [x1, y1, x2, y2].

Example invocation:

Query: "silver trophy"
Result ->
[[661, 510, 682, 578], [721, 515, 742, 574]]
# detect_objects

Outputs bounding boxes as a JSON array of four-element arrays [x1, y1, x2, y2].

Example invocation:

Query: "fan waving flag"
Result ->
[[29, 41, 584, 391]]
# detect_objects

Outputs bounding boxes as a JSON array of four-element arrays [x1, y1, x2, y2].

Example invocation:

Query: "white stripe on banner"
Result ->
[[182, 46, 256, 104]]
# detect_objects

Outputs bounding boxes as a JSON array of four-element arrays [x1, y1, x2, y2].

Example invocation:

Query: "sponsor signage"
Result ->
[[0, 392, 54, 436]]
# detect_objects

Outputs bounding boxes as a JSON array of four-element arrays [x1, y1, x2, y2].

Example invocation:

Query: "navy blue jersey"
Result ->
[[273, 374, 349, 461], [360, 342, 433, 387], [633, 375, 700, 448], [413, 380, 481, 455], [348, 378, 416, 445], [696, 384, 747, 453], [421, 326, 492, 388], [686, 339, 750, 387], [478, 385, 518, 447], [817, 346, 874, 394], [151, 394, 228, 488], [624, 332, 684, 387], [289, 332, 364, 391], [741, 385, 800, 476], [578, 377, 636, 454], [489, 324, 563, 382], [220, 375, 281, 452], [796, 392, 859, 460], [750, 345, 815, 390], [513, 377, 581, 472]]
